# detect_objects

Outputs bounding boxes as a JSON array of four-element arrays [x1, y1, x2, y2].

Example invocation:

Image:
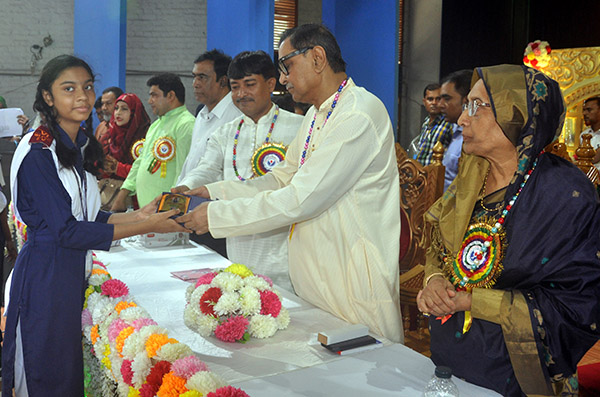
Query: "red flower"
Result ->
[[207, 385, 250, 397], [121, 359, 134, 386], [259, 290, 282, 317], [101, 279, 129, 298], [141, 360, 172, 396], [200, 287, 222, 316], [214, 316, 249, 343]]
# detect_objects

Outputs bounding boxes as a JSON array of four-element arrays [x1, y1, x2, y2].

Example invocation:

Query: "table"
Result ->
[[95, 239, 500, 396]]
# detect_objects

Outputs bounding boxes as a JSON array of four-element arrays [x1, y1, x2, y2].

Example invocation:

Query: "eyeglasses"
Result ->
[[278, 47, 313, 75], [462, 99, 491, 116]]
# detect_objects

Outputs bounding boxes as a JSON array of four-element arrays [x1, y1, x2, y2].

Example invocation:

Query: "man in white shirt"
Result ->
[[173, 51, 302, 291], [179, 50, 242, 182], [179, 50, 242, 255], [581, 96, 600, 170], [177, 24, 403, 343]]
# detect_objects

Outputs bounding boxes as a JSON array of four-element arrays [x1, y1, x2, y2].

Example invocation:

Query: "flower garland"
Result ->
[[8, 202, 27, 251], [523, 40, 551, 70], [83, 255, 249, 397], [184, 263, 290, 343]]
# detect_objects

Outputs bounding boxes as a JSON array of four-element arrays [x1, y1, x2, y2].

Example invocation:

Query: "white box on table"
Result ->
[[140, 232, 190, 248]]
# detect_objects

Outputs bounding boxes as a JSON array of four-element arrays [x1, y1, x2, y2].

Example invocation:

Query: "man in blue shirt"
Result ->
[[439, 70, 471, 191]]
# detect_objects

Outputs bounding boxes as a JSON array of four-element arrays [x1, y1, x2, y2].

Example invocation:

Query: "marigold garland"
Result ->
[[83, 257, 244, 396]]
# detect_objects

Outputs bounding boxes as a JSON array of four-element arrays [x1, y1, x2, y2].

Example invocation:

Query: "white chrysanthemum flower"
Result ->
[[183, 304, 200, 328], [185, 371, 227, 394], [213, 291, 240, 316], [195, 315, 219, 337], [212, 272, 243, 292], [248, 314, 278, 338], [239, 286, 261, 316], [119, 306, 148, 322], [276, 307, 291, 329], [122, 332, 144, 359], [156, 342, 193, 362], [116, 382, 129, 397], [138, 325, 168, 340], [89, 273, 111, 287], [243, 276, 270, 290], [185, 283, 196, 302], [86, 292, 103, 312], [91, 297, 116, 325], [131, 351, 152, 388], [98, 312, 117, 341]]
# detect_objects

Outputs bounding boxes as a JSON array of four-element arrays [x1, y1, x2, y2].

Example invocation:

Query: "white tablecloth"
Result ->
[[95, 239, 500, 396]]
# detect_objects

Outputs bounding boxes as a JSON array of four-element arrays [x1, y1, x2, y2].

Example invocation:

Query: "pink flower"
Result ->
[[82, 309, 93, 327], [259, 290, 281, 317], [92, 259, 107, 269], [214, 316, 249, 343], [121, 359, 134, 385], [207, 386, 250, 397], [101, 279, 129, 298], [257, 274, 273, 287], [132, 318, 158, 330], [108, 318, 128, 342], [200, 287, 222, 316], [171, 355, 208, 379], [195, 272, 219, 287]]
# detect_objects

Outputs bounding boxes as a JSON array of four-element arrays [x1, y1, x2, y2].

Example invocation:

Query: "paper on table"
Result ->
[[170, 268, 214, 282], [0, 108, 25, 138]]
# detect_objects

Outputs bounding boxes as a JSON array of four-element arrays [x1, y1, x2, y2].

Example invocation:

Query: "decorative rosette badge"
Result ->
[[147, 136, 176, 177], [447, 221, 505, 291], [251, 143, 287, 177], [130, 138, 145, 160]]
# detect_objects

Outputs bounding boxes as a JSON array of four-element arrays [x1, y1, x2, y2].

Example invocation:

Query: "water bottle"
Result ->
[[424, 366, 459, 397]]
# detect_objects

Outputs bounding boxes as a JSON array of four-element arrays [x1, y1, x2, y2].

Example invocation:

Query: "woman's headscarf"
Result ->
[[426, 65, 565, 254], [108, 93, 151, 164]]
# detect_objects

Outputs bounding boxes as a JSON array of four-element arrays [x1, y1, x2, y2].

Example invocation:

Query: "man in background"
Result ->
[[414, 83, 452, 165]]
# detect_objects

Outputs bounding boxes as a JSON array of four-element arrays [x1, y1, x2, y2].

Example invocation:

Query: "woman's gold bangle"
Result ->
[[424, 272, 445, 287]]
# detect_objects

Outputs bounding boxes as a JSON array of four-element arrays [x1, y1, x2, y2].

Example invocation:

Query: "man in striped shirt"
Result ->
[[414, 83, 453, 165]]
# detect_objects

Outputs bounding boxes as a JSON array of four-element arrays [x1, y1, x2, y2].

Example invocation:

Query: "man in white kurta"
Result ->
[[178, 25, 403, 343], [178, 103, 301, 290]]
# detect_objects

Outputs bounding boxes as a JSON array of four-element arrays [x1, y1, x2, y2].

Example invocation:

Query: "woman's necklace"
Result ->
[[479, 168, 503, 212], [445, 156, 540, 291], [299, 78, 347, 168], [232, 106, 279, 181]]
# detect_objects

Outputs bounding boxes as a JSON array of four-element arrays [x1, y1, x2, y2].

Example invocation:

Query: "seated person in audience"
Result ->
[[100, 93, 150, 210], [2, 54, 186, 397], [112, 73, 194, 210], [94, 96, 103, 123], [418, 64, 600, 396], [173, 50, 303, 291], [581, 96, 600, 170], [439, 70, 471, 190], [95, 86, 123, 154], [177, 24, 403, 343]]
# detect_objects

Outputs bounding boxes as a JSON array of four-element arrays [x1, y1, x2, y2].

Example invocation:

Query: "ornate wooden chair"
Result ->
[[397, 141, 445, 332], [545, 135, 600, 185]]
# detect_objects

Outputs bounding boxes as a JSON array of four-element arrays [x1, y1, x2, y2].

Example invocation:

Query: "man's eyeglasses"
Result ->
[[278, 47, 313, 75], [463, 99, 491, 116]]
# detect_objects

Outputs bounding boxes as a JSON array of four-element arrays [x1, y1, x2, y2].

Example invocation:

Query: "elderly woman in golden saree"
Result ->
[[417, 64, 600, 396]]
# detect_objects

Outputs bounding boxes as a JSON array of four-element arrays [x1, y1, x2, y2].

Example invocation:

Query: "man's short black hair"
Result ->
[[279, 24, 346, 73], [102, 86, 123, 98], [440, 69, 472, 99], [423, 83, 441, 98], [146, 73, 186, 104], [228, 50, 277, 81], [584, 97, 600, 107], [194, 49, 233, 85]]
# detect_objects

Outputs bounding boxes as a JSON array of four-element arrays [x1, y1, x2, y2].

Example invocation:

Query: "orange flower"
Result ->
[[115, 301, 137, 314], [116, 326, 135, 354], [145, 334, 178, 358], [91, 324, 100, 345], [92, 268, 110, 276], [156, 372, 188, 397]]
